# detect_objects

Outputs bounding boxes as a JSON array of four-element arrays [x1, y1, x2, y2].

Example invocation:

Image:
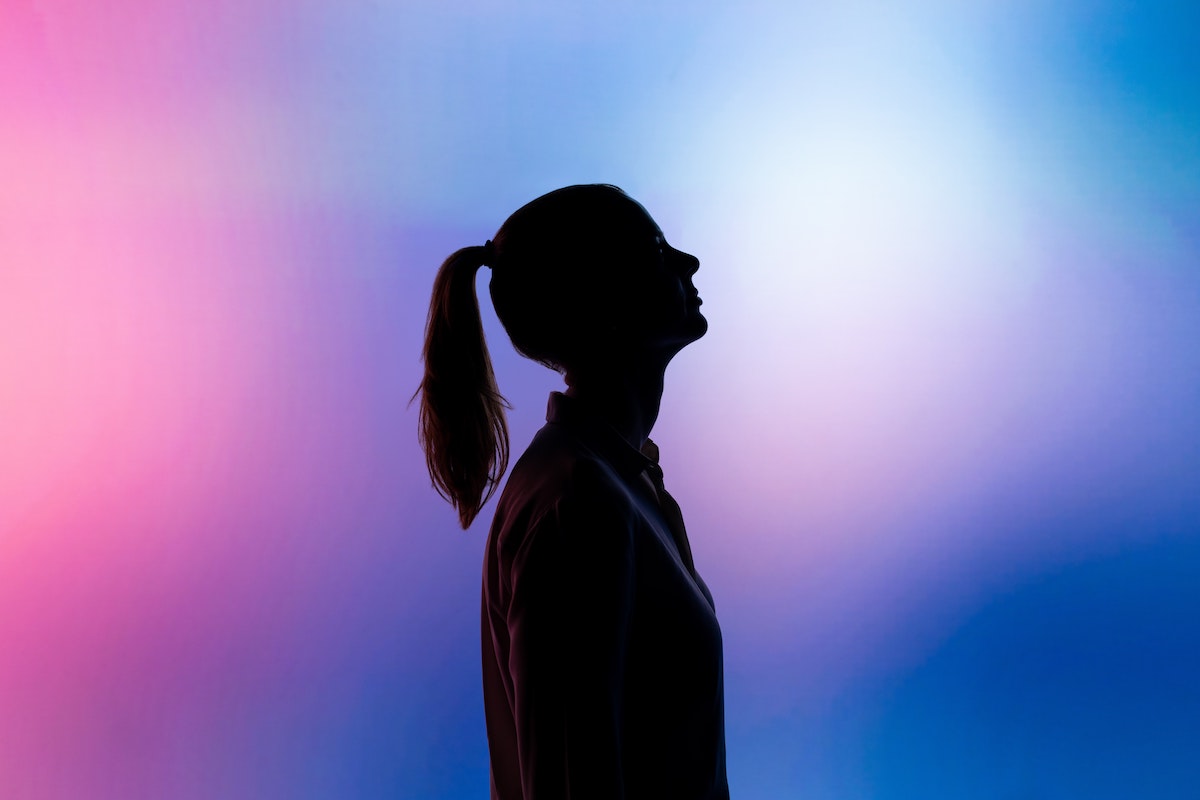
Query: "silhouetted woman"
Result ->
[[417, 185, 728, 799]]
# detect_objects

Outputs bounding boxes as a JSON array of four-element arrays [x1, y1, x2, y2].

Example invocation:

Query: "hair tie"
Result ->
[[482, 239, 496, 268]]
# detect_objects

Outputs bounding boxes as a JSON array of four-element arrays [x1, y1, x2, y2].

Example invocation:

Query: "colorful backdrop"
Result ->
[[3, 1, 1198, 798]]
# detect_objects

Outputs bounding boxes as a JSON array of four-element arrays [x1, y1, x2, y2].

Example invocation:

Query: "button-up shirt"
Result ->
[[481, 392, 729, 799]]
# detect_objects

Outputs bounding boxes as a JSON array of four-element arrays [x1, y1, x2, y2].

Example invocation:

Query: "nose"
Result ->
[[672, 248, 700, 276]]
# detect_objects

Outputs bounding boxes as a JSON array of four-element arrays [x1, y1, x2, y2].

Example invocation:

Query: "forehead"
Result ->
[[605, 196, 661, 239]]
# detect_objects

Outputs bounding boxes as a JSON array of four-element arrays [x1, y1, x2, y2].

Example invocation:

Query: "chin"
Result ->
[[682, 312, 708, 343], [652, 312, 708, 357]]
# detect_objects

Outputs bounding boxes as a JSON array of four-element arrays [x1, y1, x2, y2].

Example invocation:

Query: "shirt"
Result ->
[[481, 392, 729, 800]]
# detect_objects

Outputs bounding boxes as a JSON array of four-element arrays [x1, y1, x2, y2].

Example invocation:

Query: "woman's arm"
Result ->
[[506, 463, 636, 799]]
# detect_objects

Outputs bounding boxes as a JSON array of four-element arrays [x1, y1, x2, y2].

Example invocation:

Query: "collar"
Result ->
[[545, 392, 655, 481]]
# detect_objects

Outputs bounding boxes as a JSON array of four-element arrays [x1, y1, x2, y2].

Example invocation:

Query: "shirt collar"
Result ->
[[545, 391, 654, 480]]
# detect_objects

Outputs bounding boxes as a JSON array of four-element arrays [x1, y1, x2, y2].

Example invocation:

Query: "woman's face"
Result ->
[[616, 199, 708, 357]]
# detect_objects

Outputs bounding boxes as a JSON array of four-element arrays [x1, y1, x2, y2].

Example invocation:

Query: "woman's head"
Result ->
[[489, 184, 706, 373], [418, 184, 705, 527]]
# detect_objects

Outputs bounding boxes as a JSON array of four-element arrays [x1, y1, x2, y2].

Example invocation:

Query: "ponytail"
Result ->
[[417, 245, 511, 529]]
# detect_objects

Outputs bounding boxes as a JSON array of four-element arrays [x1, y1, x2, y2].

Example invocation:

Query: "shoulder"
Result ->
[[490, 424, 637, 560], [496, 424, 629, 521]]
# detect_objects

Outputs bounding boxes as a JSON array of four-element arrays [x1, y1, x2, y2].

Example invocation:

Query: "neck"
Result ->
[[564, 356, 667, 448]]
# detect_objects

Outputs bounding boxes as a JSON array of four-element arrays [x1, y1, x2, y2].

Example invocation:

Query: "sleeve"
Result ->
[[505, 463, 636, 800]]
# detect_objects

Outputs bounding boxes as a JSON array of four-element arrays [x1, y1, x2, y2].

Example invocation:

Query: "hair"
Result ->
[[417, 184, 637, 528], [417, 243, 510, 529]]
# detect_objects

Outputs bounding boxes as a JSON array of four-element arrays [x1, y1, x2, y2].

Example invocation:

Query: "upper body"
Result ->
[[416, 184, 723, 797], [481, 391, 729, 800]]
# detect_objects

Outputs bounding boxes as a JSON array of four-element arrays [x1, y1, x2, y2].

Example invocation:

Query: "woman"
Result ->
[[418, 185, 728, 799]]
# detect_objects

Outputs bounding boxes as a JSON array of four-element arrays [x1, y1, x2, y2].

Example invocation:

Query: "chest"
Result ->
[[622, 485, 722, 691]]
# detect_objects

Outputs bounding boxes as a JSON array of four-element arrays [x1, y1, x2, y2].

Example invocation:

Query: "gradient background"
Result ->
[[3, 1, 1199, 798]]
